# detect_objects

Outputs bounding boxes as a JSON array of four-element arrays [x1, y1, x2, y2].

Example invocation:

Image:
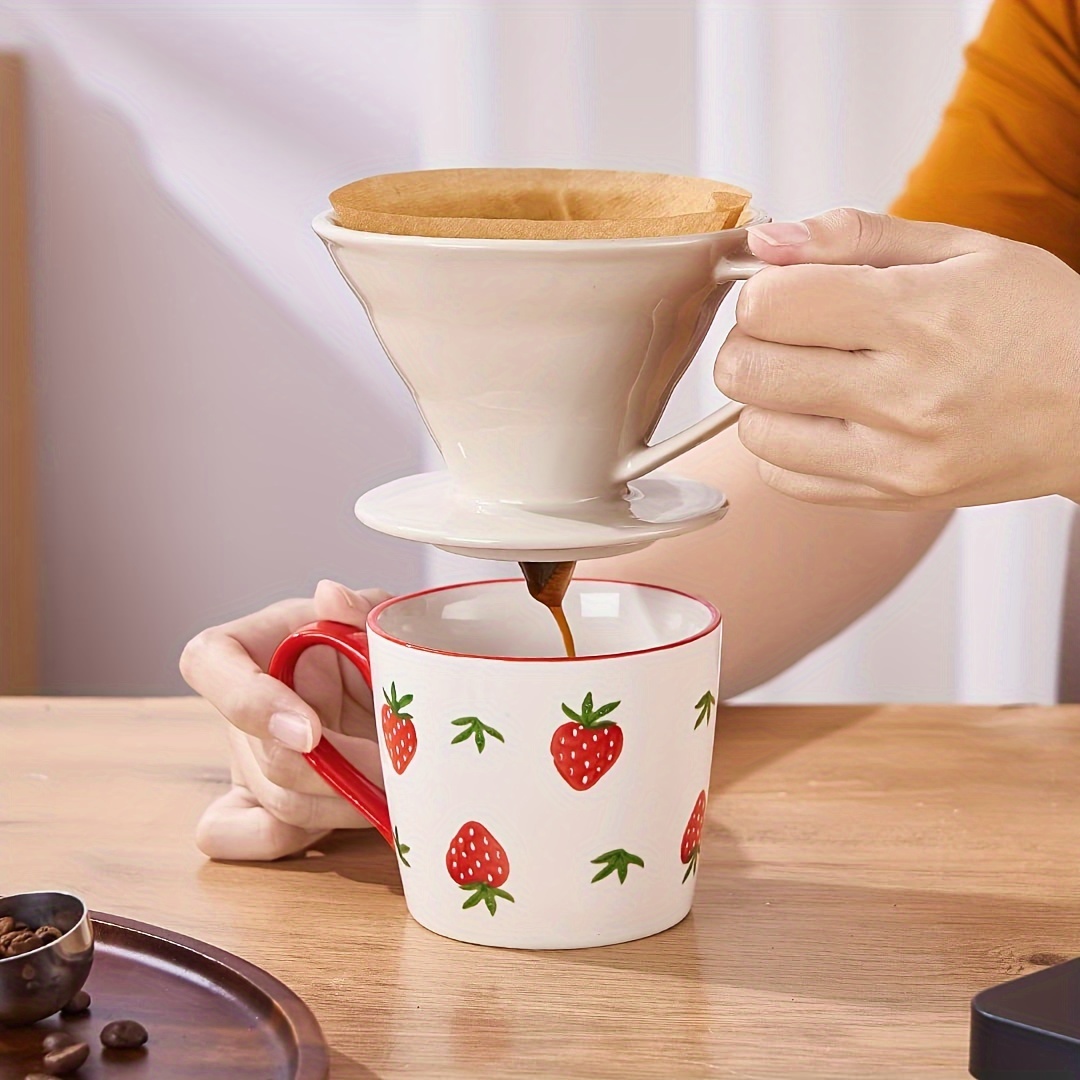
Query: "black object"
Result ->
[[970, 957, 1080, 1077]]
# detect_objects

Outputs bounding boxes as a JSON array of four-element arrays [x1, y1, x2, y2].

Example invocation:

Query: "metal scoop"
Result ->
[[0, 892, 94, 1026]]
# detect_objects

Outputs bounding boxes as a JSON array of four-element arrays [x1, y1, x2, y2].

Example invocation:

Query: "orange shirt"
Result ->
[[891, 0, 1080, 272]]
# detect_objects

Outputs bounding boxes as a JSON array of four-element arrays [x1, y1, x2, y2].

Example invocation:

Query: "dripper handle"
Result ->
[[714, 231, 769, 282], [268, 620, 394, 849], [613, 243, 766, 484]]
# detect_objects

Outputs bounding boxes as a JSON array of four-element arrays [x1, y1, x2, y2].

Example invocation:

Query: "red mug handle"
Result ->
[[268, 620, 394, 848]]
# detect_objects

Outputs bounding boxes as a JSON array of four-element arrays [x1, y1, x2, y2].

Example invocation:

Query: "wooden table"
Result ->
[[4, 699, 1080, 1078]]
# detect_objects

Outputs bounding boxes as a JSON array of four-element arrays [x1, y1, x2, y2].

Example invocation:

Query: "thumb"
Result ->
[[746, 207, 985, 269], [311, 580, 392, 627]]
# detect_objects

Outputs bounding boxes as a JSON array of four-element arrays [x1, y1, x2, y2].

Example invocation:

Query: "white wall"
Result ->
[[3, 0, 1069, 701], [4, 3, 430, 692]]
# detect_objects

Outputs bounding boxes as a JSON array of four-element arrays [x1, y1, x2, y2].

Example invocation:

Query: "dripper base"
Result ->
[[354, 471, 729, 563]]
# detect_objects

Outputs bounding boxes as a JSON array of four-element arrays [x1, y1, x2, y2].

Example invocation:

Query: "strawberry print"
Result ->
[[446, 821, 514, 916], [590, 848, 645, 885], [681, 791, 707, 883], [694, 690, 716, 730], [450, 715, 505, 754], [550, 692, 622, 790], [381, 682, 417, 774]]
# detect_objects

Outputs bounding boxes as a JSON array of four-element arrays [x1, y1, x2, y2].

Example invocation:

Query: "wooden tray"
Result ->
[[0, 911, 328, 1079]]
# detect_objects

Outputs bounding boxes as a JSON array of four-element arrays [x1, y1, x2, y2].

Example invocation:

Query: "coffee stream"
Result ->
[[519, 561, 578, 658]]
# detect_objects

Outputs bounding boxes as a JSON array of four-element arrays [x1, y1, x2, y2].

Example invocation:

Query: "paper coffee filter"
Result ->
[[329, 168, 752, 240]]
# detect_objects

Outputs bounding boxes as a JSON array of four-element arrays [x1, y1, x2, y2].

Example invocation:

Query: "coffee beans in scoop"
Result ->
[[0, 917, 63, 958]]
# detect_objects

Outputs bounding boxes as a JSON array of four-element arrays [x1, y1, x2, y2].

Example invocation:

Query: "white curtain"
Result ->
[[2, 0, 1069, 701]]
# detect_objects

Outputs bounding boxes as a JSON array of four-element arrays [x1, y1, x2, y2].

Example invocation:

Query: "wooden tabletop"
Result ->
[[4, 699, 1080, 1078]]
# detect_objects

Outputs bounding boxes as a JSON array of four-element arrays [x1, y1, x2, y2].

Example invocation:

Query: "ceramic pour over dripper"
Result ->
[[315, 168, 766, 563]]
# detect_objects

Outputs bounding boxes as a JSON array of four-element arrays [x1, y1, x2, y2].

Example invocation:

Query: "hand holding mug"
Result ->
[[715, 208, 1080, 508], [253, 579, 722, 949], [179, 580, 391, 861]]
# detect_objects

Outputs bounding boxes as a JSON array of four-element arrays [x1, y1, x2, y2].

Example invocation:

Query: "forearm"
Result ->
[[592, 429, 950, 698]]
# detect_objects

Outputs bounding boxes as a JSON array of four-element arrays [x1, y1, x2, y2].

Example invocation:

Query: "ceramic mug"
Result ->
[[269, 579, 721, 949]]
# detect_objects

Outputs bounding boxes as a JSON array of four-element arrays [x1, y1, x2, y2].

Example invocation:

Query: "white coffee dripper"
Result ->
[[312, 201, 765, 562]]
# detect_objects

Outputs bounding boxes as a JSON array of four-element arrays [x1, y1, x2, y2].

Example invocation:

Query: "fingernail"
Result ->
[[748, 221, 811, 247], [319, 579, 356, 610], [269, 710, 316, 753]]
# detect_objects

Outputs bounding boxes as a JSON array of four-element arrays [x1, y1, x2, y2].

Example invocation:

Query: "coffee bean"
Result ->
[[100, 1019, 148, 1050], [42, 1032, 76, 1053], [59, 990, 90, 1016], [1, 919, 65, 958], [7, 935, 38, 953], [41, 1042, 89, 1075]]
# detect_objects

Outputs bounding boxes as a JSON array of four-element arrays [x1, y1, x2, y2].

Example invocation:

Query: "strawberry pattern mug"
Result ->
[[269, 579, 721, 949]]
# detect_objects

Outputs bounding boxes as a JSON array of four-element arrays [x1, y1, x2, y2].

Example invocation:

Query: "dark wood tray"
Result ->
[[0, 911, 328, 1079]]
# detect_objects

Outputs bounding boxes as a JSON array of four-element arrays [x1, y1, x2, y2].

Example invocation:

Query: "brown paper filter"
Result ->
[[329, 168, 752, 240]]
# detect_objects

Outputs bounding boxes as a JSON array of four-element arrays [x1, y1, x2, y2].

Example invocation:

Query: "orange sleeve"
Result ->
[[890, 0, 1080, 272]]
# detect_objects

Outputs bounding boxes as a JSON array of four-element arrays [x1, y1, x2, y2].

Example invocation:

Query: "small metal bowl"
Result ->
[[0, 892, 94, 1026]]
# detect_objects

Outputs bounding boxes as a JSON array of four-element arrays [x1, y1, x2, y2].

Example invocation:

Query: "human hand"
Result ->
[[715, 209, 1080, 508], [180, 580, 391, 861]]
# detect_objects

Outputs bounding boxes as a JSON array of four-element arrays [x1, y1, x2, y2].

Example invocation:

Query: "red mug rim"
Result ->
[[366, 578, 721, 663]]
